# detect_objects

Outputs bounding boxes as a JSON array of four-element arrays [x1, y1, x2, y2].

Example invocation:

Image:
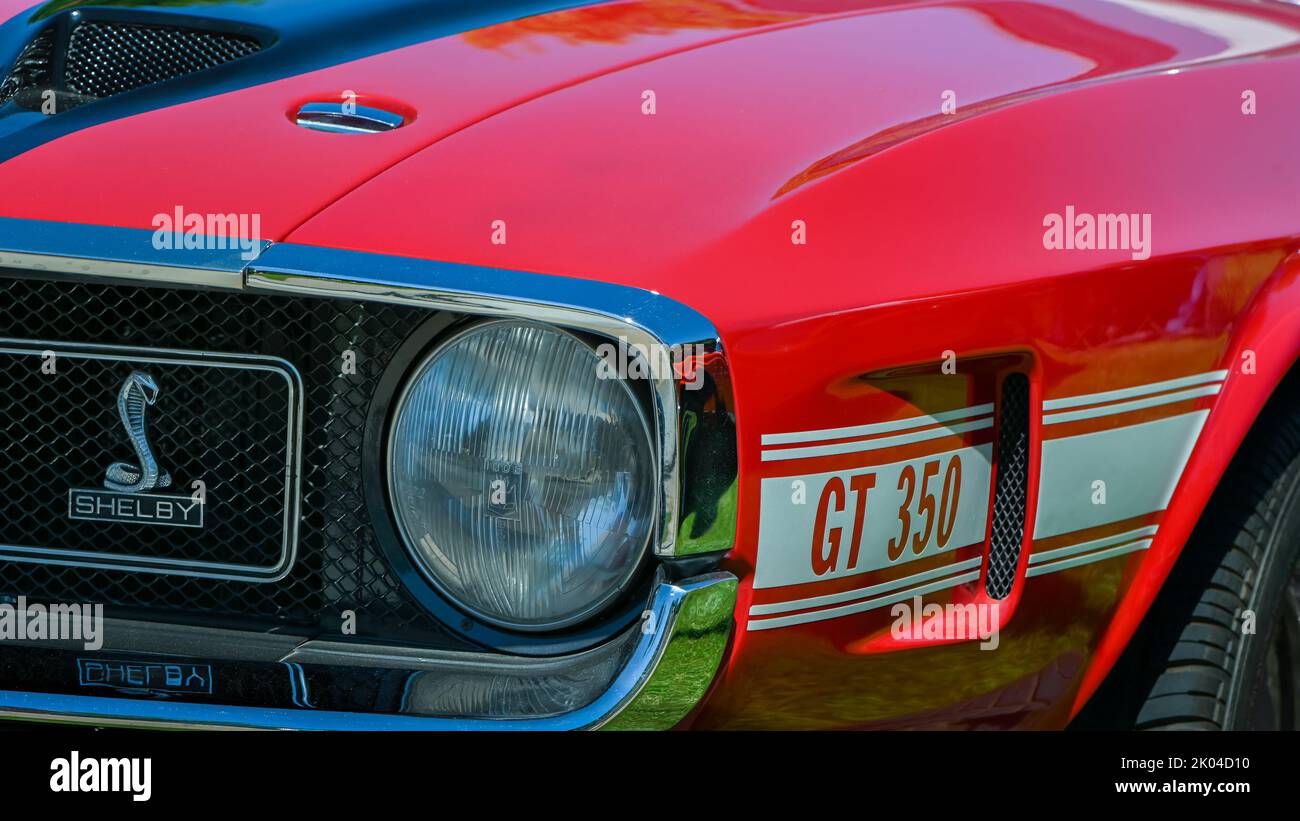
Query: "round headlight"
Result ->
[[388, 320, 656, 631]]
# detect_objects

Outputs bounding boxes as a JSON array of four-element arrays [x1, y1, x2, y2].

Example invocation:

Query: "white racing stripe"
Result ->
[[749, 555, 984, 617], [1027, 525, 1158, 565], [1042, 370, 1226, 411], [1025, 539, 1152, 577], [1034, 410, 1207, 539], [747, 370, 1220, 630], [761, 417, 993, 462], [746, 568, 981, 631], [761, 404, 995, 446], [1043, 384, 1221, 425], [745, 528, 1158, 630]]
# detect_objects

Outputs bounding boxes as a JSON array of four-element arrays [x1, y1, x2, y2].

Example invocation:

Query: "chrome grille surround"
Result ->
[[0, 217, 738, 729]]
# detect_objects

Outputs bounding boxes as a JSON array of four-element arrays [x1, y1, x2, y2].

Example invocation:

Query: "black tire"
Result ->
[[1128, 381, 1300, 727], [1126, 379, 1300, 729]]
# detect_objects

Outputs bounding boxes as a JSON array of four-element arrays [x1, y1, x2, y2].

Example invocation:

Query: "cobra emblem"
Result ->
[[103, 371, 173, 494]]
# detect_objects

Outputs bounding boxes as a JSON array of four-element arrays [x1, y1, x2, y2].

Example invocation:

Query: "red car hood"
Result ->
[[2, 0, 1300, 329]]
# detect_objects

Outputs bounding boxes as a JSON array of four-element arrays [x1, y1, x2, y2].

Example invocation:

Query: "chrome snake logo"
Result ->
[[68, 371, 203, 529], [104, 372, 172, 493]]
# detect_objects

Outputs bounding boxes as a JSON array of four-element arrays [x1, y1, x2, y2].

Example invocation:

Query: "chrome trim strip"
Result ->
[[0, 340, 303, 582], [295, 102, 405, 134], [0, 572, 737, 730], [0, 217, 265, 287], [1042, 370, 1228, 411], [245, 242, 733, 558], [0, 251, 249, 290]]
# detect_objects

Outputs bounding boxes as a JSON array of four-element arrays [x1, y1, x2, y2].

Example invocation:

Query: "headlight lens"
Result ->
[[388, 320, 656, 631]]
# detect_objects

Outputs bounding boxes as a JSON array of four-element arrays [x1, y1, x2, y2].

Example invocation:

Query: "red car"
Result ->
[[0, 0, 1296, 731]]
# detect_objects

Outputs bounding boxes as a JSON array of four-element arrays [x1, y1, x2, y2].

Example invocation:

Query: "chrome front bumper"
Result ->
[[0, 572, 736, 730]]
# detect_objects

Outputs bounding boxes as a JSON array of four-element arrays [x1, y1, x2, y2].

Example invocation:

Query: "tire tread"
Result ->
[[1131, 379, 1300, 730]]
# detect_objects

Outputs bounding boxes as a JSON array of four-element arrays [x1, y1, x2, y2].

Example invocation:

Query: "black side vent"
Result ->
[[0, 20, 262, 111], [984, 373, 1030, 600]]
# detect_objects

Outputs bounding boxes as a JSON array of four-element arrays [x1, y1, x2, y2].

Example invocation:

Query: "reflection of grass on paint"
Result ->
[[678, 478, 737, 555], [0, 715, 77, 728], [698, 562, 1125, 730], [602, 476, 739, 729], [602, 578, 736, 731], [0, 714, 188, 730], [719, 624, 1090, 730], [601, 633, 725, 730]]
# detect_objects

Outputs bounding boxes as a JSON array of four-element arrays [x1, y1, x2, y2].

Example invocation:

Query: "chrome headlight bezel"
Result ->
[[248, 251, 737, 657], [362, 314, 661, 655], [385, 318, 658, 633]]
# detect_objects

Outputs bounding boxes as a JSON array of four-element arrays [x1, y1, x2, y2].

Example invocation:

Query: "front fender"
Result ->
[[1074, 247, 1300, 714]]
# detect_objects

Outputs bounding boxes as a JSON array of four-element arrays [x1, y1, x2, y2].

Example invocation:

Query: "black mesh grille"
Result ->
[[64, 22, 261, 99], [0, 276, 462, 647], [984, 373, 1030, 600], [0, 350, 294, 573], [0, 20, 261, 110]]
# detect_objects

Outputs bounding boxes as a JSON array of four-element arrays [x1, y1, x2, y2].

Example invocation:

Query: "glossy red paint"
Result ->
[[5, 0, 1300, 728], [285, 0, 1300, 727], [1073, 251, 1300, 715], [0, 1, 831, 236]]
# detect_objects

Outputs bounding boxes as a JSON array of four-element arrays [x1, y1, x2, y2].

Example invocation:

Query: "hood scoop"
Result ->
[[0, 15, 264, 113], [0, 26, 54, 108]]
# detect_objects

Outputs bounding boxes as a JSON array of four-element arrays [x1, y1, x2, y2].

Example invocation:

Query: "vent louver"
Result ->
[[0, 20, 262, 111], [0, 26, 55, 106]]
